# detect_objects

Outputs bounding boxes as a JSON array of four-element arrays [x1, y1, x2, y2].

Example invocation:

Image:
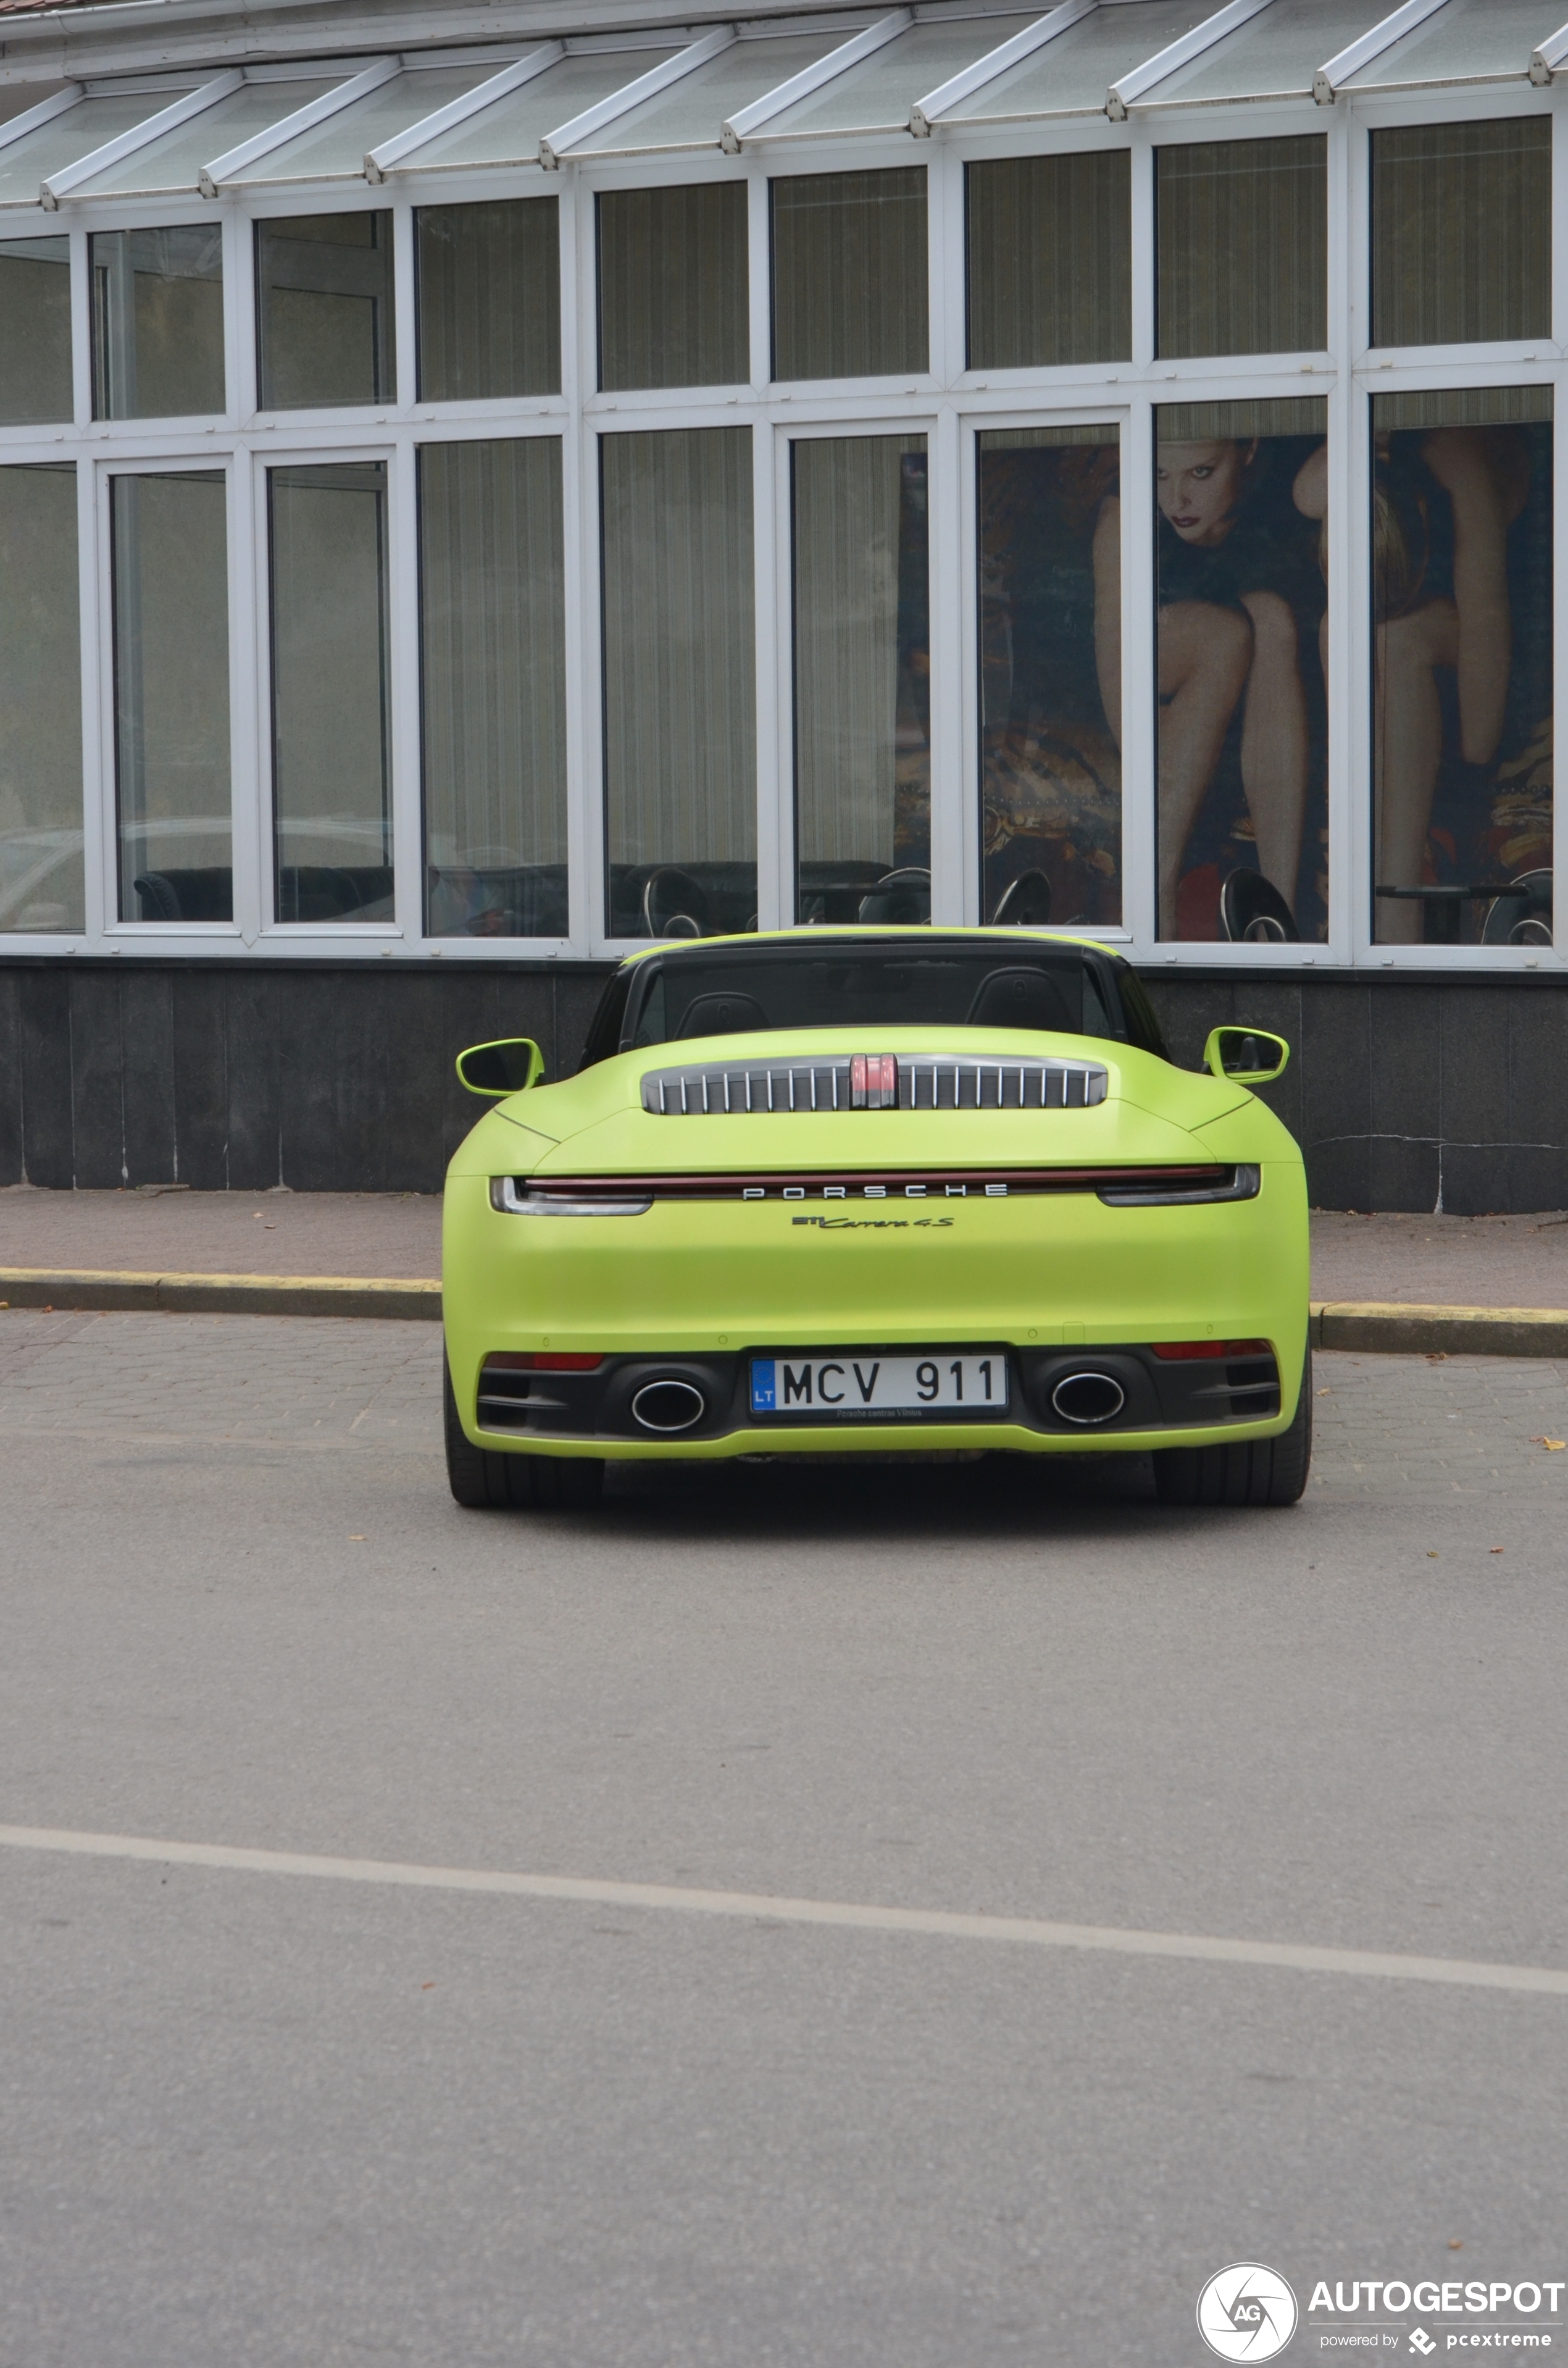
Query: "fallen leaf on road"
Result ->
[[1427, 1550, 1439, 1558], [1425, 1352, 1448, 1364], [1490, 1547, 1504, 1554], [1316, 1386, 1330, 1396], [1530, 1437, 1566, 1450]]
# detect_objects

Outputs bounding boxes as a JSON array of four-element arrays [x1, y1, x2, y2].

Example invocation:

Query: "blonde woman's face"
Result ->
[[1156, 441, 1245, 546]]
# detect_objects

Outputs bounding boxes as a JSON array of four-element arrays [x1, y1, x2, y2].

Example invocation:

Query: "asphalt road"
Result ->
[[2, 1311, 1566, 2368]]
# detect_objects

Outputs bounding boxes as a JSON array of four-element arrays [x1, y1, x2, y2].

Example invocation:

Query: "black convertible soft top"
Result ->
[[578, 936, 1168, 1070]]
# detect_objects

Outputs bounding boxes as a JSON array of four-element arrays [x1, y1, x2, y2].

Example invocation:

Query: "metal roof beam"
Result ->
[[1313, 0, 1452, 104], [911, 0, 1094, 137], [41, 68, 241, 206], [1107, 0, 1277, 120], [364, 44, 561, 181], [540, 26, 735, 169], [721, 10, 909, 151], [1530, 17, 1568, 82], [198, 56, 398, 194]]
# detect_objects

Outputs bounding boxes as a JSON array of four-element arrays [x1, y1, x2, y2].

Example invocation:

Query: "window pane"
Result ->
[[269, 463, 392, 922], [978, 426, 1121, 929], [420, 439, 568, 938], [1371, 388, 1553, 948], [598, 183, 748, 393], [112, 472, 231, 922], [416, 199, 560, 402], [793, 435, 929, 923], [91, 226, 223, 420], [257, 214, 394, 411], [967, 154, 1130, 371], [772, 169, 927, 382], [0, 238, 71, 426], [0, 465, 81, 934], [1154, 398, 1328, 943], [1372, 119, 1550, 349], [1156, 136, 1325, 359], [602, 428, 756, 940]]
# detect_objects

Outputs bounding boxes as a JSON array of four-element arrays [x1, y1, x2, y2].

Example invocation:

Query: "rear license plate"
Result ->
[[749, 1352, 1009, 1418]]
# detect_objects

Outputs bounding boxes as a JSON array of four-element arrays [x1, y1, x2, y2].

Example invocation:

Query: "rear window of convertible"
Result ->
[[578, 941, 1165, 1066]]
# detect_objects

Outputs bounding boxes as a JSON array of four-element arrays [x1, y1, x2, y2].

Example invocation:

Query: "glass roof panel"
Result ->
[[578, 33, 846, 153], [231, 65, 496, 182], [0, 88, 199, 208], [402, 48, 681, 169], [946, 0, 1215, 121], [759, 14, 1038, 137], [73, 77, 342, 196], [1346, 0, 1564, 86], [1140, 0, 1382, 106]]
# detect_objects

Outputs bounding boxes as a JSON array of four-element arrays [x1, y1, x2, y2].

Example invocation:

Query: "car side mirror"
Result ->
[[456, 1038, 545, 1097], [1204, 1026, 1289, 1086]]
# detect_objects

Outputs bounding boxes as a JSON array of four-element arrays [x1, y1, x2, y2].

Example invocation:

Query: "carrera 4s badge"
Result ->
[[791, 1215, 955, 1229]]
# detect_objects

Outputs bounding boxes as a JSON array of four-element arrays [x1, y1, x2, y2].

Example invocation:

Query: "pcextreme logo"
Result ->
[[1199, 2265, 1301, 2361]]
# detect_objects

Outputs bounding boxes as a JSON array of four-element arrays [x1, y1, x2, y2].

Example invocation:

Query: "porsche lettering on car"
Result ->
[[441, 929, 1311, 1510]]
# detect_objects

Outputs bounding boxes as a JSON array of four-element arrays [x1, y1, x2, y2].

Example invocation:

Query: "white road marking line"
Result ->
[[2, 1823, 1565, 1996]]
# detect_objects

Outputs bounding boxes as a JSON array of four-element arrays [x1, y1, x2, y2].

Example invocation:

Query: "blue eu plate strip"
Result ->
[[750, 1359, 777, 1412]]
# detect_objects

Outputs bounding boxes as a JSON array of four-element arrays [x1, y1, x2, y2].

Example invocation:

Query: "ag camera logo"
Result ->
[[1198, 2264, 1299, 2361]]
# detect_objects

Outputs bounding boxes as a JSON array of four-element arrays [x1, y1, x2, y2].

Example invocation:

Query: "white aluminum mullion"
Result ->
[[750, 411, 782, 932], [1324, 97, 1354, 968], [69, 222, 93, 429], [746, 154, 771, 389], [392, 184, 416, 408], [955, 411, 980, 923], [388, 429, 420, 944], [1554, 78, 1568, 349], [558, 165, 598, 954], [771, 421, 797, 923], [929, 397, 964, 925], [1128, 115, 1154, 373], [541, 30, 735, 172], [251, 445, 277, 927], [1531, 20, 1568, 83]]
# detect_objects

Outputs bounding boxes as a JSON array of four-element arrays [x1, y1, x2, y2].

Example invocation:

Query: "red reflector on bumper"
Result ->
[[485, 1352, 604, 1372], [1151, 1339, 1270, 1361]]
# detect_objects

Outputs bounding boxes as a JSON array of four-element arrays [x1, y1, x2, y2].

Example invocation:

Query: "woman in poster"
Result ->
[[1149, 433, 1323, 940]]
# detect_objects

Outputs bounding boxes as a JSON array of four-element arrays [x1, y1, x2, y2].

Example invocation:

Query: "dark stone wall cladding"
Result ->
[[1, 959, 1565, 1213]]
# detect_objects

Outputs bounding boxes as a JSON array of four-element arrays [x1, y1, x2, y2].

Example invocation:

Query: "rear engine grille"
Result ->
[[640, 1054, 1108, 1115]]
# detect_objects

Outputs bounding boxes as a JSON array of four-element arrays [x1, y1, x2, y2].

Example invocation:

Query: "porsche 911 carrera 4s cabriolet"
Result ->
[[441, 929, 1310, 1510]]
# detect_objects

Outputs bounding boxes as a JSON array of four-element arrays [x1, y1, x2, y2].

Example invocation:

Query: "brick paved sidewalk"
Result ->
[[4, 1182, 1568, 1311]]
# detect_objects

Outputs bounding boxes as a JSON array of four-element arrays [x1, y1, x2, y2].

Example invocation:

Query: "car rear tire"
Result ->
[[444, 1358, 604, 1510], [1153, 1347, 1312, 1508]]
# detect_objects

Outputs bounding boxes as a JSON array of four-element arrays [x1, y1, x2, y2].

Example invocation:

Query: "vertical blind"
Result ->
[[1157, 136, 1326, 360], [772, 169, 928, 382], [0, 466, 81, 932], [416, 199, 561, 403], [967, 153, 1131, 372], [1371, 119, 1551, 349], [598, 183, 749, 393]]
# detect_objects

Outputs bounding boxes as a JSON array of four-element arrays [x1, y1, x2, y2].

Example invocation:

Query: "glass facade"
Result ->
[[0, 17, 1556, 972], [793, 434, 930, 923], [91, 227, 225, 419], [269, 462, 392, 921], [601, 428, 757, 939]]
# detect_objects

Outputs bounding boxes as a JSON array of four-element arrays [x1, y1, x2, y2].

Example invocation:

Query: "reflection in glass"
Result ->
[[602, 428, 756, 940], [92, 227, 224, 420], [1156, 136, 1325, 360], [0, 466, 82, 933], [1154, 398, 1328, 943], [967, 154, 1130, 371], [1371, 388, 1553, 948], [269, 464, 392, 923], [257, 213, 394, 411], [772, 169, 927, 382], [416, 199, 560, 402], [420, 439, 568, 938], [112, 472, 231, 922], [0, 238, 71, 426], [978, 427, 1120, 929], [598, 182, 748, 392], [1372, 120, 1550, 350], [793, 435, 929, 923]]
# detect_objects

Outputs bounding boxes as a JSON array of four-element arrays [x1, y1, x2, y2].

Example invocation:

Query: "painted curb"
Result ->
[[3, 1273, 1567, 1353], [0, 1269, 443, 1321]]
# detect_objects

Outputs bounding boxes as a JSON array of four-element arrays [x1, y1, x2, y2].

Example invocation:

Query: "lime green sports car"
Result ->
[[442, 929, 1311, 1511]]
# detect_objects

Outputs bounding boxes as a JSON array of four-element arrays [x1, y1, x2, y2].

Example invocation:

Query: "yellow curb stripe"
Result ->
[[2, 1823, 1566, 1996]]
